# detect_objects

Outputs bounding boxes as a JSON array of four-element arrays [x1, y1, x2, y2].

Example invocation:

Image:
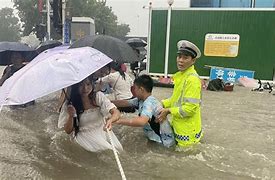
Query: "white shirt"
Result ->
[[101, 71, 133, 100]]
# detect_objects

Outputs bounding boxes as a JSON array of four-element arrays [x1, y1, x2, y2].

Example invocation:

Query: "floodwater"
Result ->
[[0, 68, 274, 179]]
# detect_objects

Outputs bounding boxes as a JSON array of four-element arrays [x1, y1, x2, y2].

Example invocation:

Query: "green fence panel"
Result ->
[[149, 10, 167, 74], [149, 9, 275, 80]]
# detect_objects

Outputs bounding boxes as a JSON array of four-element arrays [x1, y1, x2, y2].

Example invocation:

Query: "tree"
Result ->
[[13, 0, 131, 40], [69, 0, 130, 38], [13, 0, 48, 39], [114, 23, 130, 38], [13, 0, 40, 36], [0, 7, 21, 41]]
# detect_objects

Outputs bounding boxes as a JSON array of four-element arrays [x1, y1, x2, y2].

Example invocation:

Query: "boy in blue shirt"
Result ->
[[112, 75, 175, 147]]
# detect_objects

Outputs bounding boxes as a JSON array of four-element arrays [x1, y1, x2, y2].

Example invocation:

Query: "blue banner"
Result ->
[[64, 19, 71, 44], [210, 67, 254, 83]]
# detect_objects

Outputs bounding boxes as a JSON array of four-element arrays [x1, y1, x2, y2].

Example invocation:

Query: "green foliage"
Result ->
[[0, 7, 21, 41], [114, 23, 130, 38], [14, 0, 130, 40], [69, 0, 130, 38], [13, 0, 41, 36]]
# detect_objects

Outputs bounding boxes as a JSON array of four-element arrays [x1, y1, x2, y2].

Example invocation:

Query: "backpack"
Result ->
[[207, 78, 225, 91]]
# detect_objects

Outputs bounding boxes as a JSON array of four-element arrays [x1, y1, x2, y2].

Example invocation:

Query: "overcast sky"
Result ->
[[0, 0, 190, 37]]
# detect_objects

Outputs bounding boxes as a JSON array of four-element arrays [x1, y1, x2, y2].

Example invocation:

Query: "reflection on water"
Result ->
[[0, 86, 275, 179]]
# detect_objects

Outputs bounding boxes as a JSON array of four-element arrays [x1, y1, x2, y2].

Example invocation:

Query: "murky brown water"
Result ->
[[0, 65, 274, 179]]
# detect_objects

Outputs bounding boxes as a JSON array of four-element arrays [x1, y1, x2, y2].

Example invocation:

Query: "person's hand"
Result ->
[[113, 119, 121, 125], [104, 118, 113, 131], [67, 104, 76, 117], [157, 108, 170, 123]]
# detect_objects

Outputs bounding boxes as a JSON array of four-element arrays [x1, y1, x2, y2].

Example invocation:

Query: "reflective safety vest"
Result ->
[[162, 65, 202, 147]]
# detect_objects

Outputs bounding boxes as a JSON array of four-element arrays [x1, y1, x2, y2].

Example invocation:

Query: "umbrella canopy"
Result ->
[[126, 38, 147, 48], [70, 35, 139, 63], [36, 40, 63, 54], [0, 42, 37, 65], [0, 47, 112, 105]]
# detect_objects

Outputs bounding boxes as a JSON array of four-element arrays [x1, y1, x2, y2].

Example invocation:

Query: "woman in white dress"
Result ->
[[58, 76, 123, 152], [99, 62, 135, 112]]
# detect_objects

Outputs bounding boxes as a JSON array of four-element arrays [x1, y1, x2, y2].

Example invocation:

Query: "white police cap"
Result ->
[[177, 40, 201, 59]]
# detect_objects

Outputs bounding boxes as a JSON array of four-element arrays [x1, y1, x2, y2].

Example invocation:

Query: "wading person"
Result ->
[[112, 75, 175, 147], [56, 64, 111, 112], [0, 52, 26, 86], [58, 75, 123, 152], [157, 40, 202, 148], [0, 52, 35, 107], [98, 61, 135, 113]]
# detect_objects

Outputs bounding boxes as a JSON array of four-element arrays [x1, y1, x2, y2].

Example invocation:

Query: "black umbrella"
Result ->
[[126, 38, 147, 48], [70, 35, 139, 63], [0, 42, 38, 65], [36, 40, 62, 53]]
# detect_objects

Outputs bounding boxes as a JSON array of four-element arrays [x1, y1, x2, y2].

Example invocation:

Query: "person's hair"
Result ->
[[110, 61, 126, 80], [69, 75, 98, 136], [134, 74, 153, 93]]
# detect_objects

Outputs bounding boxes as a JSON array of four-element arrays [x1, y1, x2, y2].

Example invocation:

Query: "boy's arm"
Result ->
[[116, 115, 149, 127], [112, 99, 131, 108]]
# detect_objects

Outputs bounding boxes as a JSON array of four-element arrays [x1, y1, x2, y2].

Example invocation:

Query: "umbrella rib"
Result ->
[[4, 50, 68, 101]]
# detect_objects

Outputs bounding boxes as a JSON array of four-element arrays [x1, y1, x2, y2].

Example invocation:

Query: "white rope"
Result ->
[[106, 129, 127, 180]]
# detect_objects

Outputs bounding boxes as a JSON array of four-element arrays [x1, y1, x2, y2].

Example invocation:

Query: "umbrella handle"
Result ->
[[73, 114, 78, 126], [72, 115, 80, 137]]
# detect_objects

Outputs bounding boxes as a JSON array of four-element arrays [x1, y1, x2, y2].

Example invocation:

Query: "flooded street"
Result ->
[[0, 79, 274, 179], [1, 0, 275, 179]]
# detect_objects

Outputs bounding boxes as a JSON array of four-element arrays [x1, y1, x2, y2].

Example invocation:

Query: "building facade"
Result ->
[[191, 0, 275, 8]]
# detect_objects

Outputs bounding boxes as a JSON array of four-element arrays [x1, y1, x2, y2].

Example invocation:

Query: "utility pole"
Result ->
[[251, 0, 256, 8], [144, 1, 152, 73], [47, 0, 51, 40], [62, 0, 66, 43], [164, 0, 174, 78]]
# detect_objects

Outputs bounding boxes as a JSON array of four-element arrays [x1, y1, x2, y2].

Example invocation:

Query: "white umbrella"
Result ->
[[0, 46, 112, 106], [0, 46, 127, 179]]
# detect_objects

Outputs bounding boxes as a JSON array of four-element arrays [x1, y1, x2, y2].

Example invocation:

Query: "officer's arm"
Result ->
[[169, 77, 201, 118]]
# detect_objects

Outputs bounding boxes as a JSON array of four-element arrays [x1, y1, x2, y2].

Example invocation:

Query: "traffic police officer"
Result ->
[[158, 40, 202, 148]]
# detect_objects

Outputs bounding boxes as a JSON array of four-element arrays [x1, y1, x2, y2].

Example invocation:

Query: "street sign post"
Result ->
[[63, 19, 70, 44]]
